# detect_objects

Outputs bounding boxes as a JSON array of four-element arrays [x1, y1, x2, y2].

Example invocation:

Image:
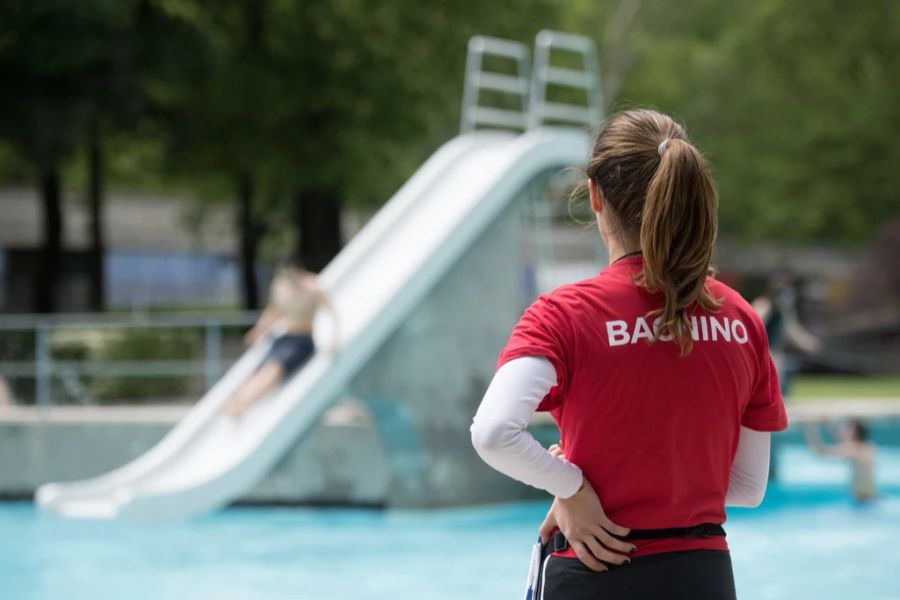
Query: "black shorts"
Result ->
[[262, 334, 315, 375], [541, 549, 736, 600]]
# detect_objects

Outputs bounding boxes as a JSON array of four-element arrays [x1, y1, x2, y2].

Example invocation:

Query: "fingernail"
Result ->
[[631, 547, 637, 554]]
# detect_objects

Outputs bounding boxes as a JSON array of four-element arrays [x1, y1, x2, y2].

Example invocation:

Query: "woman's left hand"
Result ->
[[539, 442, 635, 571]]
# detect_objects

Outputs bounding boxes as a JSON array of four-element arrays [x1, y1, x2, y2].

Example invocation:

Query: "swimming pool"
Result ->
[[2, 446, 899, 600]]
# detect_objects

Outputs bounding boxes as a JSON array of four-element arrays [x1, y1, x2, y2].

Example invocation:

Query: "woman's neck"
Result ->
[[606, 235, 642, 264]]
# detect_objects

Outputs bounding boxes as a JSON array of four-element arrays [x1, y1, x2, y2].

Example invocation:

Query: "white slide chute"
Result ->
[[36, 128, 590, 520]]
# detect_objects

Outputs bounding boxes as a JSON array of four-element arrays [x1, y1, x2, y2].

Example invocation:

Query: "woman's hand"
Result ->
[[539, 444, 635, 572]]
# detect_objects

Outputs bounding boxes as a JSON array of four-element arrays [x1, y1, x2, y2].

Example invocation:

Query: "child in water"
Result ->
[[804, 420, 877, 503]]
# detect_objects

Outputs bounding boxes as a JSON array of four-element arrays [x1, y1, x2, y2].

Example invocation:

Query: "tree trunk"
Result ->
[[233, 0, 266, 311], [87, 121, 106, 312], [295, 189, 342, 273], [34, 168, 63, 313], [237, 173, 260, 310]]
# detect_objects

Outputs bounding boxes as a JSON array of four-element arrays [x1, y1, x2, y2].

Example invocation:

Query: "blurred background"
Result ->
[[0, 1, 898, 599]]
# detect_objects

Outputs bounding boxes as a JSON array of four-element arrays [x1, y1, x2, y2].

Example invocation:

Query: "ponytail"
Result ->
[[586, 109, 721, 355], [639, 138, 721, 355]]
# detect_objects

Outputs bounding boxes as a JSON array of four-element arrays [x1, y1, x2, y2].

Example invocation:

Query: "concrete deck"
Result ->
[[0, 403, 371, 425], [4, 397, 898, 508], [786, 398, 900, 423], [0, 403, 388, 506]]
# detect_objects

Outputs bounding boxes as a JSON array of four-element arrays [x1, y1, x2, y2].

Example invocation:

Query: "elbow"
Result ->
[[726, 493, 763, 509], [470, 417, 511, 459], [726, 478, 768, 508], [743, 488, 767, 508]]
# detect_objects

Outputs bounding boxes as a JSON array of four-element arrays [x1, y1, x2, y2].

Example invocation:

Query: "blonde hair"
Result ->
[[587, 109, 721, 354]]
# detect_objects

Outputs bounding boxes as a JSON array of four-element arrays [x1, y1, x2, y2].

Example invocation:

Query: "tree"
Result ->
[[151, 0, 561, 299], [563, 0, 900, 244], [0, 1, 108, 312], [705, 0, 900, 243], [262, 0, 562, 271], [143, 0, 284, 309], [81, 2, 148, 312]]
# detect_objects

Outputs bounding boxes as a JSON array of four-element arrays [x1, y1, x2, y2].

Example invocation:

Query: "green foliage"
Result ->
[[564, 0, 900, 244], [3, 0, 896, 249], [0, 0, 138, 170], [90, 327, 195, 402], [52, 340, 91, 362], [145, 0, 560, 215], [0, 140, 29, 182], [791, 374, 900, 400]]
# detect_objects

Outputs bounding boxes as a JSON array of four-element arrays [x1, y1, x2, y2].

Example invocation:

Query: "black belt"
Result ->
[[550, 522, 725, 552], [528, 523, 726, 599]]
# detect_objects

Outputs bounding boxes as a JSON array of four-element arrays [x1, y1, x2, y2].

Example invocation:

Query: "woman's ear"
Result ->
[[588, 179, 603, 213]]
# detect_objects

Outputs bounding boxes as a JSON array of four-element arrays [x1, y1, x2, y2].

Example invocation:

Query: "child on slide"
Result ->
[[222, 258, 339, 417]]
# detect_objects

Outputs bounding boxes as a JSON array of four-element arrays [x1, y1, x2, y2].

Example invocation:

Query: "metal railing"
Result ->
[[460, 30, 603, 134], [0, 312, 259, 406], [529, 30, 603, 130], [460, 36, 531, 132]]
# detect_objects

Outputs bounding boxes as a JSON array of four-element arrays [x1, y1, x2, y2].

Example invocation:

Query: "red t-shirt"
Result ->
[[497, 256, 788, 558]]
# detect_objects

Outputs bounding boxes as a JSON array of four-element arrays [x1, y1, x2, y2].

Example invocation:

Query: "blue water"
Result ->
[[2, 446, 900, 600]]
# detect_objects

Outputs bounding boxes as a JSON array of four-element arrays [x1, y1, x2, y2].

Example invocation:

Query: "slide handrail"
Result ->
[[460, 31, 603, 133], [460, 36, 531, 133]]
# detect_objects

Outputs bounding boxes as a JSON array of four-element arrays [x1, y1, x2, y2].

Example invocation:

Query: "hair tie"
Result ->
[[658, 139, 670, 157]]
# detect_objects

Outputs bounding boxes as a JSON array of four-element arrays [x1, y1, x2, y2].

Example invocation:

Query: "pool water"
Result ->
[[2, 446, 899, 600]]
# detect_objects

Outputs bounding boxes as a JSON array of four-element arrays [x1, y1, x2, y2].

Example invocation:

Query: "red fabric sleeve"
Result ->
[[742, 350, 789, 431], [496, 292, 573, 412]]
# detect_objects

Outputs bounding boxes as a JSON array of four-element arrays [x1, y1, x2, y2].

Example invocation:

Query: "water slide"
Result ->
[[36, 127, 591, 520]]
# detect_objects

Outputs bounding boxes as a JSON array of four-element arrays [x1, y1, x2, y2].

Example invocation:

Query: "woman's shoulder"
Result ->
[[536, 277, 605, 307], [519, 280, 600, 329]]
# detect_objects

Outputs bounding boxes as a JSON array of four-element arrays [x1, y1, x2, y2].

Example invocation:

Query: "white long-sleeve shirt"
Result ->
[[471, 356, 771, 506]]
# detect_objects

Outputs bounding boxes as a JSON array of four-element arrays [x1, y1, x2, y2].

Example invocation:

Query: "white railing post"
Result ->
[[35, 325, 51, 407], [204, 319, 222, 390]]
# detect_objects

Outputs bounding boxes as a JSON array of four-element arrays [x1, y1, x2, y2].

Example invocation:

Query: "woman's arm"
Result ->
[[726, 427, 771, 507], [470, 356, 583, 498], [472, 356, 632, 570]]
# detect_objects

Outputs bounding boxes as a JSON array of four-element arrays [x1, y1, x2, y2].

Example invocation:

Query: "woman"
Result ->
[[471, 110, 787, 599], [222, 259, 339, 416]]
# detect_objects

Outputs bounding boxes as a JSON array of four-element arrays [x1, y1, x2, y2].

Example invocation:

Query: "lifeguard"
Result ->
[[471, 109, 787, 600]]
